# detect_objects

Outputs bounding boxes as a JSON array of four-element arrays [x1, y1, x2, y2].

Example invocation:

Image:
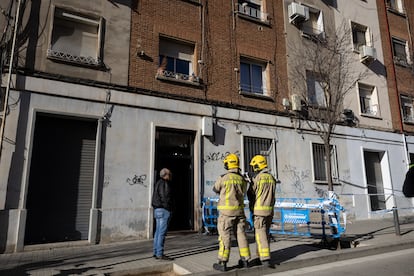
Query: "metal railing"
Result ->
[[202, 196, 346, 239]]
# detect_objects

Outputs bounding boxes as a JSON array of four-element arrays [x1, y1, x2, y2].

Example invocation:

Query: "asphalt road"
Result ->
[[265, 247, 414, 276]]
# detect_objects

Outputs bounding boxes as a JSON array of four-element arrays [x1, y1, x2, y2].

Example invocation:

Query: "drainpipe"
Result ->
[[0, 0, 22, 162]]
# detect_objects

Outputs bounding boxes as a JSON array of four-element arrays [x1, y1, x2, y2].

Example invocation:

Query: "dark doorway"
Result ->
[[155, 128, 194, 231], [364, 151, 386, 211], [24, 113, 97, 245]]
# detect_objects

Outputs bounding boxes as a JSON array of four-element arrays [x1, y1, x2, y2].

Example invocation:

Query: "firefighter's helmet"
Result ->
[[223, 153, 239, 170], [250, 155, 267, 172]]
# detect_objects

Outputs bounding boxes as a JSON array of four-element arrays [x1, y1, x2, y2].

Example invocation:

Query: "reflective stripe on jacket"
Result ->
[[213, 168, 247, 216], [249, 169, 276, 216]]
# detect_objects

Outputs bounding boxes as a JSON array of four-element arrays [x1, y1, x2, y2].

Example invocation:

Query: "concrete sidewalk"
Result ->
[[1, 216, 414, 276]]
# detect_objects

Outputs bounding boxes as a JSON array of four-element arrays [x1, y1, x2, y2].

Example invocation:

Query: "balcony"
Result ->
[[155, 70, 201, 86], [47, 49, 101, 67], [236, 3, 269, 23], [301, 25, 325, 42]]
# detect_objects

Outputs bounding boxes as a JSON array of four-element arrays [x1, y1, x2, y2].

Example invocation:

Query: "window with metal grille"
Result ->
[[401, 95, 414, 123], [48, 8, 102, 66], [392, 37, 409, 66], [312, 143, 338, 182], [236, 0, 268, 22], [157, 37, 198, 83], [243, 136, 275, 175]]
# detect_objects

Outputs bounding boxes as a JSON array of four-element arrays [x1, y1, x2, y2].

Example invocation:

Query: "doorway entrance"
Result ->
[[155, 128, 195, 231], [24, 113, 97, 245], [364, 151, 386, 211]]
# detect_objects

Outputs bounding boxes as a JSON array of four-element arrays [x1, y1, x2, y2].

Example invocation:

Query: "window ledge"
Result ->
[[387, 7, 406, 17], [394, 59, 412, 68], [403, 119, 414, 125], [239, 91, 274, 101], [181, 0, 201, 6], [360, 113, 382, 120], [236, 12, 271, 27]]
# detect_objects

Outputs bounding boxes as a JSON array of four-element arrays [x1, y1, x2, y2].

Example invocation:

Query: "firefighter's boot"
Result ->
[[213, 261, 227, 272]]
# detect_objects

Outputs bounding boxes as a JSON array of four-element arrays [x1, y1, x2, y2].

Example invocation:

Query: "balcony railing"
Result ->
[[404, 115, 414, 123], [236, 3, 268, 22], [156, 69, 201, 85], [47, 49, 101, 66]]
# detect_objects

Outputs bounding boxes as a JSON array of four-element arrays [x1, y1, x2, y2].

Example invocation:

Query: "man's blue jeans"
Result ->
[[153, 208, 171, 257]]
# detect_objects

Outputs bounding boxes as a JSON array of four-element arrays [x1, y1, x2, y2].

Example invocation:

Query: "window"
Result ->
[[301, 6, 324, 39], [48, 8, 102, 66], [306, 71, 327, 107], [312, 143, 338, 182], [358, 83, 379, 116], [351, 22, 372, 51], [401, 95, 414, 123], [237, 0, 268, 22], [243, 136, 275, 176], [386, 0, 405, 13], [157, 37, 199, 83], [392, 37, 410, 66], [240, 58, 267, 95]]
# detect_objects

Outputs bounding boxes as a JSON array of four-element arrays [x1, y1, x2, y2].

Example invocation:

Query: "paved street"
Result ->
[[266, 247, 414, 276]]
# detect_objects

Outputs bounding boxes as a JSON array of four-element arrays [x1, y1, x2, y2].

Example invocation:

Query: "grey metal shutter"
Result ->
[[76, 138, 96, 239]]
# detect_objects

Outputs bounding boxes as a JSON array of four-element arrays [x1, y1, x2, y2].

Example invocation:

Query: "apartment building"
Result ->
[[0, 0, 132, 252], [0, 0, 413, 253], [284, 0, 410, 220]]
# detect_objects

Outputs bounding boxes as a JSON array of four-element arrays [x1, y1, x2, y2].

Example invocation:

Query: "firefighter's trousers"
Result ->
[[254, 215, 272, 261], [217, 214, 251, 262]]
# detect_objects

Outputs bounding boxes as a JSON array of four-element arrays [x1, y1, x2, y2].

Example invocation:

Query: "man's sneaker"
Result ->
[[238, 259, 249, 268], [213, 261, 227, 272], [155, 255, 173, 261]]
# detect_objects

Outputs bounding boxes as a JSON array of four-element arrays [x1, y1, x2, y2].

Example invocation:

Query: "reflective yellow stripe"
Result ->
[[217, 205, 244, 210], [256, 233, 270, 257], [218, 236, 230, 260], [219, 174, 245, 209], [254, 174, 274, 211], [239, 247, 250, 258]]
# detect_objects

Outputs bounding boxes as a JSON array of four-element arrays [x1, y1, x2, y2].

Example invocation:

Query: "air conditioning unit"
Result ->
[[288, 2, 309, 24], [360, 45, 377, 64], [291, 94, 302, 111]]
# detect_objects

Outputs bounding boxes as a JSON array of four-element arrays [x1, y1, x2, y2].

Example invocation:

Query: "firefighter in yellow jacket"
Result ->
[[248, 155, 276, 267], [212, 153, 251, 272]]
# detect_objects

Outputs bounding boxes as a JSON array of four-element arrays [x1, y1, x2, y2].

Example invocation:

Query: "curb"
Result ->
[[191, 239, 414, 276]]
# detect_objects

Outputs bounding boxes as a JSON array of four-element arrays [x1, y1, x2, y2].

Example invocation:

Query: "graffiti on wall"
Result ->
[[206, 180, 215, 187], [104, 175, 111, 187], [126, 174, 147, 187], [203, 150, 240, 164], [282, 165, 310, 194]]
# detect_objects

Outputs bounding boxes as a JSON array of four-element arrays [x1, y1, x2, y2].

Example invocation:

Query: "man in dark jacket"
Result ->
[[403, 164, 414, 197], [152, 168, 173, 260]]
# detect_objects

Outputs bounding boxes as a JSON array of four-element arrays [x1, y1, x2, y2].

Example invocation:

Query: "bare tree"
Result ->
[[288, 22, 368, 192]]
